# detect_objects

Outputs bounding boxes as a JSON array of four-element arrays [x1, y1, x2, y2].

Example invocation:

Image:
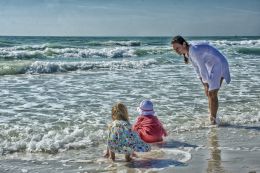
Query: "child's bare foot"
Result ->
[[125, 154, 133, 162], [103, 151, 109, 158], [131, 152, 138, 158], [109, 150, 115, 161]]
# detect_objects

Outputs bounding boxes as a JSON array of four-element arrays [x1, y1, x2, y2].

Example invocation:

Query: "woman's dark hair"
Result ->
[[171, 35, 189, 64]]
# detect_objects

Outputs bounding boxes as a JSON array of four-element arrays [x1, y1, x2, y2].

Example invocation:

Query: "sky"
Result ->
[[0, 0, 260, 36]]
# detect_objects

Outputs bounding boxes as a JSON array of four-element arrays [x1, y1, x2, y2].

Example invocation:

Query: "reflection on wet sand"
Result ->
[[207, 128, 226, 173]]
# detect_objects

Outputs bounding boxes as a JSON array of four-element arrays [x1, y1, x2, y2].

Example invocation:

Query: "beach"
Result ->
[[0, 36, 260, 172], [1, 124, 260, 173]]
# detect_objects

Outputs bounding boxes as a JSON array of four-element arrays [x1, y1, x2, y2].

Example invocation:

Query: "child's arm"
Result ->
[[107, 122, 112, 130], [163, 127, 168, 136], [132, 116, 142, 131], [158, 119, 168, 136], [104, 122, 113, 158]]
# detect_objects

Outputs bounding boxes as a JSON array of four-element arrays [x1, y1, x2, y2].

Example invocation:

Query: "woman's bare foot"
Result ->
[[209, 116, 216, 125]]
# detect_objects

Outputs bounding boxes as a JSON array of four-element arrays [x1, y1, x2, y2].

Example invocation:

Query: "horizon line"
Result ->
[[0, 35, 260, 37]]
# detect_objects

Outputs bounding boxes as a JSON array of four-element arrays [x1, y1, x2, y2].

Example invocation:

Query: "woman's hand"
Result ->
[[200, 77, 209, 96], [203, 83, 209, 97]]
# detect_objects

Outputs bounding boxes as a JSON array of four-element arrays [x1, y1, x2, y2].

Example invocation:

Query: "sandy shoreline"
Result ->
[[1, 123, 259, 173], [163, 124, 260, 173]]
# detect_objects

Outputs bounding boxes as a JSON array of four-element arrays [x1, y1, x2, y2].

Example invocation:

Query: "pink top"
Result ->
[[132, 115, 167, 143]]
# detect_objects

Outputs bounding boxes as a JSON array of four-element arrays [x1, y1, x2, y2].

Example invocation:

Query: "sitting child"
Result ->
[[132, 99, 167, 143], [105, 102, 151, 162]]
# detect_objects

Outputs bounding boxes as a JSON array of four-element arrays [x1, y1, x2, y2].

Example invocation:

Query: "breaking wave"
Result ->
[[0, 59, 158, 75], [0, 45, 172, 60], [237, 47, 260, 55]]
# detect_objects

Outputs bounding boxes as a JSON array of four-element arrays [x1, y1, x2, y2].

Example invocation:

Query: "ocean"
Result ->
[[0, 36, 260, 172]]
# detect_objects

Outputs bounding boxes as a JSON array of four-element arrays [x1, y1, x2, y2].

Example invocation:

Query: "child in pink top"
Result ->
[[132, 100, 167, 143]]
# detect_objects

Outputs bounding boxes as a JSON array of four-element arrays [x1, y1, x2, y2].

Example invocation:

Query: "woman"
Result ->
[[171, 35, 231, 125]]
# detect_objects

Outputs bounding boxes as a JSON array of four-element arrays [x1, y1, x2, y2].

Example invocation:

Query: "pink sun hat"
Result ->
[[137, 99, 155, 116]]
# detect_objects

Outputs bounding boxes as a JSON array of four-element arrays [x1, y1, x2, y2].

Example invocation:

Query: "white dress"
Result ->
[[188, 43, 231, 91]]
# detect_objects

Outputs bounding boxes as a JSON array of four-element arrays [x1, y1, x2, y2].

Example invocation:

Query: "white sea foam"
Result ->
[[1, 124, 106, 154], [213, 39, 260, 46], [101, 40, 141, 46], [25, 59, 157, 74], [0, 46, 138, 59], [53, 47, 137, 58], [0, 44, 172, 60], [191, 39, 260, 47]]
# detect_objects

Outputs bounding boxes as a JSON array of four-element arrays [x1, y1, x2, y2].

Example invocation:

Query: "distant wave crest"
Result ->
[[237, 47, 260, 55], [0, 45, 171, 60], [0, 59, 157, 75], [87, 40, 141, 46]]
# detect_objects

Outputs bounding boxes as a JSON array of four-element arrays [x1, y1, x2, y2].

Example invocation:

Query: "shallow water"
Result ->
[[0, 36, 260, 172]]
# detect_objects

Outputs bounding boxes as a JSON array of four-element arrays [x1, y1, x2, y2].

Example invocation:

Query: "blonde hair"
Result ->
[[111, 102, 129, 122]]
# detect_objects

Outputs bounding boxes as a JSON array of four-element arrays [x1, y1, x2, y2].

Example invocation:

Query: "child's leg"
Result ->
[[125, 154, 133, 162], [109, 150, 115, 161]]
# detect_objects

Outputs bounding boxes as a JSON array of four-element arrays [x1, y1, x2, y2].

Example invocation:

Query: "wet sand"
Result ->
[[0, 123, 259, 173], [163, 124, 260, 173]]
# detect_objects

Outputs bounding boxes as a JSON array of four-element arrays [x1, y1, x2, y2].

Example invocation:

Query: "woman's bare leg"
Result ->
[[208, 89, 219, 124]]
